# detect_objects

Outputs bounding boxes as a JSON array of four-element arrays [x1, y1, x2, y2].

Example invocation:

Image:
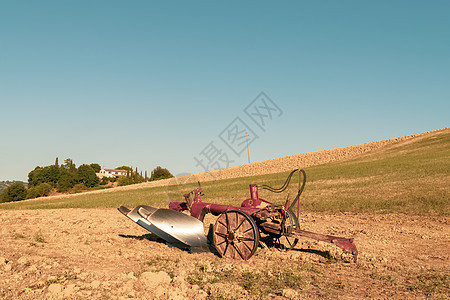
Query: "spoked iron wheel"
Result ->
[[213, 210, 260, 260], [270, 210, 298, 250], [271, 234, 298, 250]]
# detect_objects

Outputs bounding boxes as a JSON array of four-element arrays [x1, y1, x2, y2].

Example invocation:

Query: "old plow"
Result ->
[[119, 169, 357, 261]]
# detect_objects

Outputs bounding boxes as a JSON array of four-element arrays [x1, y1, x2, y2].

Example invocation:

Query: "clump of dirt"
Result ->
[[0, 209, 448, 299]]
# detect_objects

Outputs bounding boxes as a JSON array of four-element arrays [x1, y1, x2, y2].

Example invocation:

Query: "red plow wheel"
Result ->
[[271, 210, 298, 250], [272, 234, 299, 250], [213, 210, 260, 260]]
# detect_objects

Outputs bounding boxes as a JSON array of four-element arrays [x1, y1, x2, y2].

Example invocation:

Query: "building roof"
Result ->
[[103, 168, 127, 173]]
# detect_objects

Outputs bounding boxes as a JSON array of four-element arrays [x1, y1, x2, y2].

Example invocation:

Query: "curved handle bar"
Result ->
[[257, 169, 306, 213], [287, 169, 306, 213], [258, 169, 300, 193]]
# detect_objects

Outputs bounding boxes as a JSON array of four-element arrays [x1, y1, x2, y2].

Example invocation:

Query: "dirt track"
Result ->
[[1, 209, 448, 299]]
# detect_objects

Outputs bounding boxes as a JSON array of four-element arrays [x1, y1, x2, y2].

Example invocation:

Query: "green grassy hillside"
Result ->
[[1, 128, 448, 215]]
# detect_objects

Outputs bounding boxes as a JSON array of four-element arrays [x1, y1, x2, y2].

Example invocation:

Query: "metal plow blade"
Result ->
[[118, 205, 209, 252]]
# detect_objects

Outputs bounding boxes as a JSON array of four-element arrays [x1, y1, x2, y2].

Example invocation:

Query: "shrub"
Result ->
[[28, 167, 44, 187], [28, 165, 60, 187], [70, 183, 86, 194], [37, 182, 52, 196], [118, 176, 133, 186], [150, 166, 174, 181], [90, 163, 101, 173], [26, 183, 53, 199], [26, 188, 39, 199], [57, 171, 77, 192], [100, 176, 118, 185], [77, 164, 99, 188], [1, 182, 27, 203]]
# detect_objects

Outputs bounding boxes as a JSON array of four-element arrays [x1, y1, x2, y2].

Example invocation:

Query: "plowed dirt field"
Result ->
[[1, 209, 448, 299]]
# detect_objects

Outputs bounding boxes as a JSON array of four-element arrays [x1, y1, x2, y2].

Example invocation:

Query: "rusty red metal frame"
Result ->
[[169, 169, 358, 261]]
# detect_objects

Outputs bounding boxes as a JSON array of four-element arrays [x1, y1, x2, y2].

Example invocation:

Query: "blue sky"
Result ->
[[1, 1, 449, 181]]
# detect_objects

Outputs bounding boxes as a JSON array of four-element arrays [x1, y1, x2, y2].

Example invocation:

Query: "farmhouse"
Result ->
[[97, 167, 128, 179]]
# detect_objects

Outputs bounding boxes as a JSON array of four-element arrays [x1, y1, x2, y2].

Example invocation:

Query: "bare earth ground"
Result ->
[[0, 209, 448, 299]]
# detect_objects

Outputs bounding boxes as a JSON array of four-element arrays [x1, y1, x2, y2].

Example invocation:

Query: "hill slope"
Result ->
[[1, 127, 448, 215], [172, 127, 449, 183]]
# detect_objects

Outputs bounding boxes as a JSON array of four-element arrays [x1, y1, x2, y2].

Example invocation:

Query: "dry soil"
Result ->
[[0, 209, 448, 299]]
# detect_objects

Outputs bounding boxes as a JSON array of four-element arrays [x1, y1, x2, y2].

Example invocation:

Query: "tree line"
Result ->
[[0, 158, 174, 203]]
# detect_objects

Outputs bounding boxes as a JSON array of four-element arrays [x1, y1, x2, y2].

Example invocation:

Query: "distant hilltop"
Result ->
[[0, 181, 28, 193]]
